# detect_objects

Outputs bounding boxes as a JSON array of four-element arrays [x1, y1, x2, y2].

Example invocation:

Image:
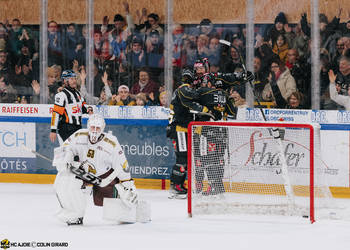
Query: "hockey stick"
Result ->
[[189, 109, 216, 120], [68, 162, 102, 186], [219, 39, 295, 209], [20, 144, 53, 163], [22, 143, 102, 186]]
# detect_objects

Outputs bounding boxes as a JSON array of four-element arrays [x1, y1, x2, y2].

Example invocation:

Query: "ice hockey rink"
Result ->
[[1, 183, 350, 250]]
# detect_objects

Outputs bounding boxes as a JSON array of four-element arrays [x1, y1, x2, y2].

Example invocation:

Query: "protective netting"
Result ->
[[188, 122, 338, 221]]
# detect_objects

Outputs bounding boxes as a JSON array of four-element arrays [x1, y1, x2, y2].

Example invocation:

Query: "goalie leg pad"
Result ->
[[102, 198, 151, 223], [54, 170, 87, 222], [103, 198, 136, 223], [136, 200, 151, 223]]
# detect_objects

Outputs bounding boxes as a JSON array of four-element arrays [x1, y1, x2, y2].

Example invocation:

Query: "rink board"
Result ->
[[1, 173, 349, 198], [0, 104, 350, 198], [0, 173, 172, 190]]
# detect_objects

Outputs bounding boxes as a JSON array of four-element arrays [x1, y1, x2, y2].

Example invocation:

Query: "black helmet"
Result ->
[[181, 68, 194, 83]]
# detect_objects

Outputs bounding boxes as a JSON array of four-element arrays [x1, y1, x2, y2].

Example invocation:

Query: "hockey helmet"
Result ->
[[61, 70, 77, 80], [87, 114, 106, 143], [193, 58, 210, 74], [181, 68, 194, 83], [202, 73, 217, 88]]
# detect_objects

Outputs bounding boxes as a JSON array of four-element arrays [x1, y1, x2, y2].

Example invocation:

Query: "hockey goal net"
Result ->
[[187, 121, 334, 223]]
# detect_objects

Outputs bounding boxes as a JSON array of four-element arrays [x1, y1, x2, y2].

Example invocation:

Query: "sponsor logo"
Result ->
[[226, 129, 337, 178], [1, 239, 9, 249], [130, 166, 169, 176], [0, 130, 26, 147], [311, 110, 327, 123], [1, 106, 39, 114], [142, 106, 158, 119], [117, 106, 133, 118], [336, 110, 350, 123], [121, 142, 169, 157], [71, 104, 81, 114]]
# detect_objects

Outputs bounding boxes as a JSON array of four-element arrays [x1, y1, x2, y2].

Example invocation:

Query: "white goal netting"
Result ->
[[188, 121, 337, 222]]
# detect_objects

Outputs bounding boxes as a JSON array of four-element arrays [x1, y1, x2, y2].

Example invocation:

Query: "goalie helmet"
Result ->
[[87, 114, 106, 143]]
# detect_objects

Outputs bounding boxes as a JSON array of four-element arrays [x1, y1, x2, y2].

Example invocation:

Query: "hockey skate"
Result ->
[[66, 217, 83, 226], [168, 183, 187, 199]]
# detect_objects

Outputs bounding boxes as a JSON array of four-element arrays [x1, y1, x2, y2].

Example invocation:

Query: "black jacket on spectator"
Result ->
[[253, 70, 269, 102], [301, 13, 339, 46], [255, 44, 280, 75], [288, 59, 311, 107], [339, 22, 350, 37]]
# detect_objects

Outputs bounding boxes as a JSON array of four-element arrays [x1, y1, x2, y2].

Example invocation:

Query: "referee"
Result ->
[[50, 70, 92, 144]]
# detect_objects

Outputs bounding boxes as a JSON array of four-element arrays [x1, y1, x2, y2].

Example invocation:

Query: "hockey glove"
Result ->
[[244, 71, 255, 82], [116, 180, 138, 208], [211, 110, 223, 121], [233, 71, 245, 81], [67, 161, 81, 170]]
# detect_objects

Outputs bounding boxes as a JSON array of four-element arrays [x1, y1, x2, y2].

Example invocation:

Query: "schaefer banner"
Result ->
[[223, 125, 341, 186], [0, 104, 174, 179]]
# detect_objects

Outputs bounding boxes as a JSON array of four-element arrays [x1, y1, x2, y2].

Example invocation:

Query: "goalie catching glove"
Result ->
[[115, 179, 138, 208]]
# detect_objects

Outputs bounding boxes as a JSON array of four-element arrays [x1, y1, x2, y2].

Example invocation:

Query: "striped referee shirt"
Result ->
[[50, 86, 88, 133]]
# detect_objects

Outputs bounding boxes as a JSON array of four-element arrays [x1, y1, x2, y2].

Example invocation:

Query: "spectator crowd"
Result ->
[[0, 2, 350, 110]]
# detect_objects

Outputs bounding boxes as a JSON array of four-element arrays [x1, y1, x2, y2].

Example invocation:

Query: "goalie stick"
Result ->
[[219, 39, 295, 210], [22, 144, 102, 186], [21, 144, 53, 163], [68, 162, 102, 186], [22, 144, 103, 186]]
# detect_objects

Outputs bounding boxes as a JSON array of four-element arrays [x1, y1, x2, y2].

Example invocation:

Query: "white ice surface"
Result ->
[[1, 183, 350, 250]]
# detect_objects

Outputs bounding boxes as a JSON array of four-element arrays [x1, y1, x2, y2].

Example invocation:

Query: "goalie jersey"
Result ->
[[61, 129, 131, 181]]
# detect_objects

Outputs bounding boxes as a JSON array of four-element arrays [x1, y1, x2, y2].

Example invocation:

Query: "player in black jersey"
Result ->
[[167, 68, 212, 198], [193, 76, 233, 195], [168, 58, 253, 198], [192, 59, 254, 195], [50, 70, 92, 144], [193, 57, 254, 92]]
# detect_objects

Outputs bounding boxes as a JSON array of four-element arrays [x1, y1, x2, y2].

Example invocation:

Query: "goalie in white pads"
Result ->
[[53, 114, 150, 225]]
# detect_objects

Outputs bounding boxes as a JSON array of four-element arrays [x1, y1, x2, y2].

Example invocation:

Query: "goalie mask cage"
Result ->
[[187, 121, 335, 223]]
